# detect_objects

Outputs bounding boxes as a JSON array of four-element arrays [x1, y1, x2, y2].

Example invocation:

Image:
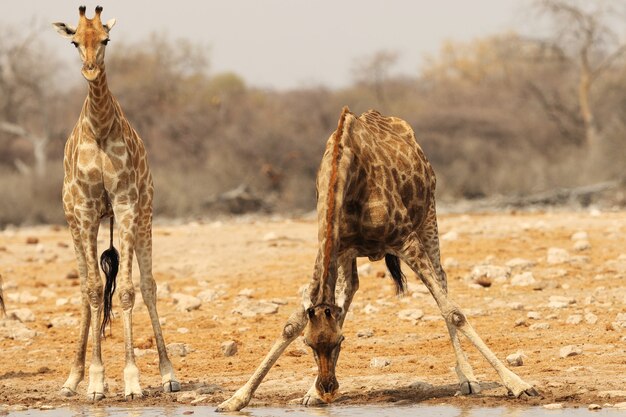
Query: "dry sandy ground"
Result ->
[[0, 211, 625, 411]]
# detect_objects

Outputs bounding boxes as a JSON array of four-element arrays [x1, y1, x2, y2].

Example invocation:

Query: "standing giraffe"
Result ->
[[52, 6, 180, 400], [217, 107, 537, 411]]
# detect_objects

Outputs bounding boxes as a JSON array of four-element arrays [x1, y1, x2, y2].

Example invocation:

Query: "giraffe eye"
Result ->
[[71, 41, 78, 48]]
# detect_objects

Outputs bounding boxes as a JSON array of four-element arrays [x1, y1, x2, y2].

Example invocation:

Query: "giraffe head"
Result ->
[[303, 303, 344, 402], [52, 6, 116, 81]]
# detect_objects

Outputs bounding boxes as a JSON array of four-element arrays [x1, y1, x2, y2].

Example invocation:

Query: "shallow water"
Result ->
[[6, 405, 625, 417]]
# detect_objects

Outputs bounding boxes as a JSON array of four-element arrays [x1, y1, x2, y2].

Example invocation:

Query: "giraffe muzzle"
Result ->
[[81, 63, 100, 81]]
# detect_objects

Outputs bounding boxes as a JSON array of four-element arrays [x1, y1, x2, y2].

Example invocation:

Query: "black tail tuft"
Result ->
[[385, 254, 406, 295], [100, 218, 119, 337]]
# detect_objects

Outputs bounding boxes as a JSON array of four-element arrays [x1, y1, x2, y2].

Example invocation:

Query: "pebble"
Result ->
[[233, 301, 279, 317], [177, 327, 189, 334], [615, 313, 626, 328], [197, 289, 220, 303], [585, 312, 598, 325], [548, 295, 576, 309], [397, 309, 424, 322], [511, 272, 536, 287], [547, 247, 570, 264], [470, 265, 511, 283], [56, 298, 69, 307], [238, 288, 254, 298], [571, 231, 589, 241], [559, 345, 582, 358], [357, 329, 374, 338], [529, 323, 550, 331], [370, 357, 391, 368], [221, 341, 237, 357], [505, 258, 535, 269], [40, 289, 57, 298], [357, 263, 373, 276], [166, 343, 191, 357], [543, 403, 563, 409], [514, 318, 526, 327], [157, 282, 171, 298], [65, 270, 79, 279], [573, 240, 591, 251], [172, 293, 202, 312], [50, 316, 79, 327], [527, 311, 541, 320], [9, 308, 35, 322], [363, 303, 379, 314], [506, 352, 524, 366], [565, 314, 582, 325], [588, 404, 601, 410]]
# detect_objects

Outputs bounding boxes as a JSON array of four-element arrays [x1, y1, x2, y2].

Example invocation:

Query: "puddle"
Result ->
[[5, 405, 625, 417]]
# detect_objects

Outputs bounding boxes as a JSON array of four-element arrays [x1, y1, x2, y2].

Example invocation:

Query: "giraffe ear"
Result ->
[[52, 22, 76, 38], [103, 18, 116, 32]]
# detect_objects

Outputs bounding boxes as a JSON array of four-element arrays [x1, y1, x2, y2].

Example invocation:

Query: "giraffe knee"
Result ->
[[119, 287, 135, 310], [445, 307, 466, 328], [87, 284, 103, 308]]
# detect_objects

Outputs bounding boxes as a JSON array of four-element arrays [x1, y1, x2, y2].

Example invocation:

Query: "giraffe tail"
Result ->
[[0, 275, 5, 315], [384, 254, 406, 295], [100, 216, 119, 337]]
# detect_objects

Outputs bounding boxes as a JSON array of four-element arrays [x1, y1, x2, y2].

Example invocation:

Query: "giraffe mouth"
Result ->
[[81, 64, 100, 81]]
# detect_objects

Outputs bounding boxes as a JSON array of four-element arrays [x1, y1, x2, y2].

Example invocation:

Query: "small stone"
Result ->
[[470, 265, 511, 283], [26, 237, 39, 244], [39, 405, 55, 410], [363, 303, 379, 314], [66, 270, 79, 279], [474, 276, 492, 288], [9, 308, 35, 322], [197, 289, 219, 303], [615, 313, 626, 328], [505, 258, 535, 269], [548, 295, 575, 309], [56, 298, 69, 306], [598, 390, 626, 399], [511, 272, 536, 287], [397, 309, 424, 322], [157, 282, 171, 298], [357, 329, 374, 338], [238, 288, 254, 298], [177, 327, 189, 334], [166, 343, 190, 357], [543, 403, 563, 409], [509, 302, 524, 310], [233, 301, 278, 318], [559, 345, 582, 358], [50, 316, 79, 327], [529, 323, 550, 331], [506, 352, 524, 366], [585, 312, 598, 324], [369, 357, 391, 368], [547, 248, 570, 264], [514, 318, 526, 327], [172, 293, 202, 312], [588, 404, 601, 410], [573, 240, 591, 251], [527, 311, 541, 320], [357, 263, 373, 276], [221, 341, 237, 357], [571, 231, 589, 241], [565, 314, 582, 325]]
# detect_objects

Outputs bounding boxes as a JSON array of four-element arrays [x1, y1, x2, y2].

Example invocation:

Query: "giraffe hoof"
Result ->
[[302, 393, 327, 407], [87, 392, 105, 401], [163, 380, 181, 393], [125, 392, 144, 400], [521, 387, 539, 398], [460, 381, 481, 395], [60, 387, 77, 397]]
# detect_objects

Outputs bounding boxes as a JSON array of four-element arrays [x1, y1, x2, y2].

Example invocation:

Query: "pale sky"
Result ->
[[3, 1, 528, 90]]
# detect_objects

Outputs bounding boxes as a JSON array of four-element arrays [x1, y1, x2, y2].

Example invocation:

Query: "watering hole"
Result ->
[[5, 405, 626, 417]]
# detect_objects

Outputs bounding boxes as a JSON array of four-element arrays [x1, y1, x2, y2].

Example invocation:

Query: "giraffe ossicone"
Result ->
[[53, 6, 180, 400], [216, 106, 538, 412]]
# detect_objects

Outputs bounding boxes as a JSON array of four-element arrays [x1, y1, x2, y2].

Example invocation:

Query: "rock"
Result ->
[[50, 316, 79, 327], [441, 230, 458, 241], [559, 345, 582, 358], [506, 352, 524, 366], [233, 301, 279, 318], [573, 240, 591, 251], [598, 390, 626, 399], [65, 270, 79, 279], [195, 384, 224, 395], [9, 308, 35, 322], [527, 311, 541, 320], [548, 295, 576, 309], [470, 265, 511, 283], [509, 302, 524, 310], [443, 258, 459, 269], [39, 289, 57, 298], [514, 318, 526, 327], [369, 357, 391, 369], [529, 323, 550, 331], [172, 293, 202, 312], [474, 276, 492, 288], [615, 401, 626, 409], [566, 314, 582, 325], [56, 298, 69, 306], [9, 291, 38, 304], [134, 348, 157, 357], [177, 327, 189, 334], [157, 282, 171, 298], [547, 247, 570, 264], [238, 288, 254, 298], [363, 303, 379, 314], [615, 313, 626, 328], [357, 263, 373, 275], [221, 341, 237, 357], [166, 343, 191, 357], [357, 329, 374, 338], [26, 237, 39, 244], [3, 322, 37, 341], [588, 404, 601, 410], [511, 272, 536, 287], [571, 231, 589, 241], [505, 258, 536, 269], [585, 312, 598, 325], [543, 403, 563, 409], [197, 289, 220, 303], [397, 309, 424, 322]]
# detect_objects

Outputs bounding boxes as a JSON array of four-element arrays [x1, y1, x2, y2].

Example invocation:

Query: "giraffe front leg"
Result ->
[[114, 202, 143, 400]]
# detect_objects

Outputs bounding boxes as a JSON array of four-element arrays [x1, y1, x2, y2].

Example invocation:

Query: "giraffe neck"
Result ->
[[83, 65, 117, 140]]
